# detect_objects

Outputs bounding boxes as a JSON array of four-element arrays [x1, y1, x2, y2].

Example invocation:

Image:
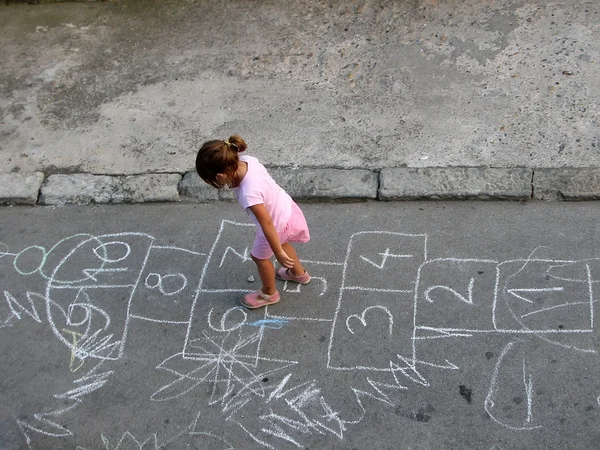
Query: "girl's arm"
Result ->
[[248, 203, 295, 268]]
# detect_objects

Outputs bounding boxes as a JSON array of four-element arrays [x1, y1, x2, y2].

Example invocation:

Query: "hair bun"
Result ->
[[228, 134, 248, 153]]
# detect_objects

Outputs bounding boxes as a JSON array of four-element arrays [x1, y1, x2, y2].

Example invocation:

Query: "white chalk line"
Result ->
[[507, 287, 564, 305], [484, 341, 542, 430], [498, 253, 597, 353], [411, 263, 423, 373], [327, 229, 359, 368], [493, 256, 595, 336], [267, 314, 333, 322], [144, 272, 188, 296], [414, 327, 473, 339], [253, 309, 268, 368], [129, 315, 189, 325], [182, 345, 299, 367], [424, 257, 500, 264], [232, 420, 275, 449], [186, 431, 233, 450], [120, 240, 154, 359], [219, 246, 251, 268], [306, 276, 328, 296], [82, 267, 129, 282], [545, 258, 600, 283], [49, 283, 136, 290], [150, 245, 206, 256], [283, 281, 301, 293], [359, 248, 414, 270], [415, 327, 593, 334], [327, 357, 459, 373], [185, 220, 253, 357], [522, 358, 534, 424], [17, 345, 117, 446], [101, 432, 158, 450], [520, 301, 595, 319], [198, 288, 255, 293], [301, 259, 343, 266], [92, 241, 131, 263], [510, 287, 565, 292], [587, 264, 594, 329], [0, 241, 15, 259], [207, 307, 248, 333], [342, 286, 413, 293], [7, 225, 600, 447], [3, 290, 42, 324], [425, 279, 475, 305]]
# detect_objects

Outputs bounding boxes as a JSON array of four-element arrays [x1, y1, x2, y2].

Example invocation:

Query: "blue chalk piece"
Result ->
[[247, 319, 288, 329]]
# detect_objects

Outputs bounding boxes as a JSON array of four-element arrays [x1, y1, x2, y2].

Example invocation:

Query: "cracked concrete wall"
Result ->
[[1, 0, 599, 177]]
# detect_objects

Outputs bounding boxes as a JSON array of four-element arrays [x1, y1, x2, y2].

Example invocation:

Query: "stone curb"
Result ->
[[380, 167, 533, 200], [180, 168, 378, 201], [0, 172, 44, 205], [2, 168, 600, 205], [270, 168, 378, 200], [532, 168, 600, 200], [39, 173, 182, 206]]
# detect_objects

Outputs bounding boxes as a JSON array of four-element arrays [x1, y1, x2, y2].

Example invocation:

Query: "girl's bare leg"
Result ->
[[281, 242, 306, 276], [251, 254, 277, 295]]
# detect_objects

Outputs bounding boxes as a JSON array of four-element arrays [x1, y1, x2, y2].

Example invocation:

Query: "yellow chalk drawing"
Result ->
[[62, 328, 85, 372]]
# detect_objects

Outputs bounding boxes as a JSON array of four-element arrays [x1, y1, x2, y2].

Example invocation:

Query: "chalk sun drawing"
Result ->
[[151, 328, 297, 406]]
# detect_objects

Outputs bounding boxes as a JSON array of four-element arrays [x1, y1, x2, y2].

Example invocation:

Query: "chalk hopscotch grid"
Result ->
[[120, 236, 156, 358], [327, 231, 429, 372], [412, 258, 596, 345], [34, 232, 156, 360], [492, 258, 595, 334], [4, 221, 600, 447], [183, 220, 255, 360], [185, 220, 346, 361]]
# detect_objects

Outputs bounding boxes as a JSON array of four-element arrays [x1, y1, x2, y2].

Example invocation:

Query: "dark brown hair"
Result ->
[[195, 134, 248, 188]]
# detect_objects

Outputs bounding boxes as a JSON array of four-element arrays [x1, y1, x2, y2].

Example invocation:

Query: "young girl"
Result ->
[[196, 135, 311, 309]]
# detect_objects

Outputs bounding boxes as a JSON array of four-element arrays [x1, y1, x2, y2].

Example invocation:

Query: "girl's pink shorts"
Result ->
[[251, 202, 310, 260]]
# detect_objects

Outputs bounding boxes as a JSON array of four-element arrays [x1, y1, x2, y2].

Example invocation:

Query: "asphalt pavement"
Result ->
[[1, 201, 599, 449]]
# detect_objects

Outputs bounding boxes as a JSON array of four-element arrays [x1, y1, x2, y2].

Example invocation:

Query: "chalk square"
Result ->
[[183, 291, 257, 359], [494, 259, 594, 332], [127, 246, 205, 323], [414, 259, 498, 332], [342, 232, 426, 292], [45, 285, 131, 360], [197, 220, 256, 292], [328, 291, 414, 370], [256, 318, 332, 369], [271, 262, 343, 321], [44, 233, 155, 287]]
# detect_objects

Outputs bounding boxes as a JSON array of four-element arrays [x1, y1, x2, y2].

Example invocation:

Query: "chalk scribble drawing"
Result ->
[[0, 221, 598, 448]]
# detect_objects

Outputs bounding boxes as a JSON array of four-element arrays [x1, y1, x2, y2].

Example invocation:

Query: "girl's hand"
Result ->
[[247, 204, 295, 269], [275, 250, 295, 269]]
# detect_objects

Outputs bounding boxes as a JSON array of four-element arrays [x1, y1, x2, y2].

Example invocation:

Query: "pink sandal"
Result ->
[[276, 268, 311, 285], [242, 289, 281, 309]]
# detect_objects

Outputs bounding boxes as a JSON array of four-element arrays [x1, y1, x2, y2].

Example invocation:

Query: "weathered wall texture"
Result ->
[[1, 1, 599, 195]]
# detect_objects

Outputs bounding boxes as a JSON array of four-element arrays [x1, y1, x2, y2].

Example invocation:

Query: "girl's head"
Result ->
[[196, 134, 248, 188]]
